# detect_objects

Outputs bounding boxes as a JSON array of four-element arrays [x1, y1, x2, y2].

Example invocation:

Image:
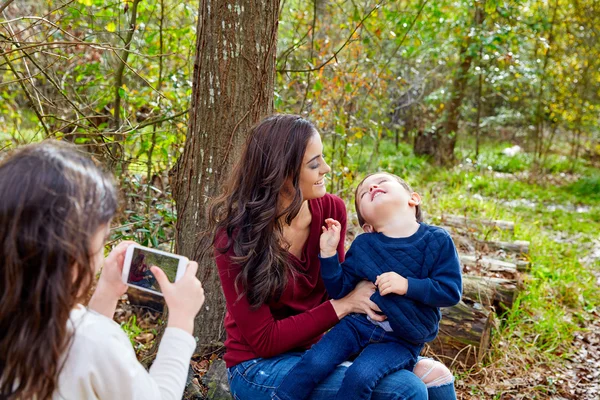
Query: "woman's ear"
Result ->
[[362, 224, 374, 233], [408, 192, 421, 206]]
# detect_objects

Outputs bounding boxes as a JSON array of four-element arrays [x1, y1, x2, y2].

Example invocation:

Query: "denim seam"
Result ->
[[235, 366, 278, 392]]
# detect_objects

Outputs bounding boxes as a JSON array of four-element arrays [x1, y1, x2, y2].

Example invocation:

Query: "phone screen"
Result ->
[[127, 248, 179, 293]]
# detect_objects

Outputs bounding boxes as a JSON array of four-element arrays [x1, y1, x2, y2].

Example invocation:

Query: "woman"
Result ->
[[209, 114, 457, 399], [0, 141, 204, 399]]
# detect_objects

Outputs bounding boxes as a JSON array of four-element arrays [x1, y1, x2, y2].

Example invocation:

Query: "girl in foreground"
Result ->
[[209, 114, 457, 399], [0, 141, 204, 399]]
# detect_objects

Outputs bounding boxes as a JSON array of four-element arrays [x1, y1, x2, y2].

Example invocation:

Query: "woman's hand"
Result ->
[[151, 261, 205, 335], [330, 280, 386, 321], [89, 241, 135, 318]]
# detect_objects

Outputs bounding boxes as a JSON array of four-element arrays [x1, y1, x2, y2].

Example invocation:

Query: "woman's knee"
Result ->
[[413, 359, 454, 388]]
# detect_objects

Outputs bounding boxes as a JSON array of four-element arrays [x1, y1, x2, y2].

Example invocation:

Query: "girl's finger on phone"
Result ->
[[150, 266, 169, 288], [184, 261, 199, 278]]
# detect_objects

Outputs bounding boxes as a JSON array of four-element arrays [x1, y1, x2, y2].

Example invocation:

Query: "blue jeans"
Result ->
[[228, 353, 426, 400], [273, 314, 422, 400], [228, 354, 456, 400]]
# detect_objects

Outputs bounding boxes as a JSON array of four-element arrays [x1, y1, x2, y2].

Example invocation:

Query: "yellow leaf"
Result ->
[[77, 0, 93, 5], [105, 22, 116, 33]]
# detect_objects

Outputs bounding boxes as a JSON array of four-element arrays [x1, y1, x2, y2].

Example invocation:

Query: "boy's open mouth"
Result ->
[[371, 188, 385, 201]]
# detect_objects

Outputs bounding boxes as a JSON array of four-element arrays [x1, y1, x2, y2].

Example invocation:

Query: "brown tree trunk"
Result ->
[[171, 0, 280, 352], [414, 5, 485, 165], [425, 299, 494, 367]]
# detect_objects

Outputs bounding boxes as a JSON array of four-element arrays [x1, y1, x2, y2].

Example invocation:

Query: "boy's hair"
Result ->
[[0, 140, 118, 399], [354, 172, 423, 227]]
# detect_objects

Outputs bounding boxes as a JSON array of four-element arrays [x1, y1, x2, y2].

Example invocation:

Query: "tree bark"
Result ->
[[439, 214, 515, 233], [171, 0, 280, 352], [462, 275, 518, 311], [425, 299, 494, 367], [414, 4, 485, 165]]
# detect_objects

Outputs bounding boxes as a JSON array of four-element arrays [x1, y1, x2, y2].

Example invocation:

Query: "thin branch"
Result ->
[[277, 1, 385, 73], [113, 0, 142, 133], [299, 0, 319, 114], [118, 109, 189, 135], [0, 50, 50, 136], [0, 0, 15, 14], [362, 0, 429, 99]]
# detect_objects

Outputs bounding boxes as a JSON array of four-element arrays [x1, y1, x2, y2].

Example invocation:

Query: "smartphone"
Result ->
[[122, 244, 188, 296]]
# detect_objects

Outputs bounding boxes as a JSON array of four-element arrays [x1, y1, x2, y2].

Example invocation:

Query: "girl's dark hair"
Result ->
[[0, 141, 117, 399], [207, 114, 317, 308], [354, 172, 423, 227]]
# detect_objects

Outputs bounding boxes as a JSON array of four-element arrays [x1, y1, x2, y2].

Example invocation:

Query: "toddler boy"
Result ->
[[273, 172, 462, 400]]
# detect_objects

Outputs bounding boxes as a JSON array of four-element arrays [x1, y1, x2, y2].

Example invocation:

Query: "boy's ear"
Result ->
[[362, 224, 374, 233], [408, 192, 421, 206]]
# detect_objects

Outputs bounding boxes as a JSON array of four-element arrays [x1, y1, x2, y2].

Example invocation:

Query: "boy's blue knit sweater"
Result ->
[[320, 223, 462, 344]]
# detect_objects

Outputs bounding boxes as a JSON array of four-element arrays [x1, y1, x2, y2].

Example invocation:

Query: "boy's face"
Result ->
[[356, 173, 420, 231]]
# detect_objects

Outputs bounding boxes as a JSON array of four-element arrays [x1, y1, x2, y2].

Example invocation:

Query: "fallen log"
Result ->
[[515, 259, 531, 272], [476, 239, 530, 255], [460, 254, 518, 275], [440, 225, 529, 256], [425, 299, 494, 367], [126, 287, 165, 313], [440, 214, 515, 233], [462, 275, 518, 311]]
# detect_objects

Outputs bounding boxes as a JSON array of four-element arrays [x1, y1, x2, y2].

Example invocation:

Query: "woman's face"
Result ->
[[298, 132, 330, 200]]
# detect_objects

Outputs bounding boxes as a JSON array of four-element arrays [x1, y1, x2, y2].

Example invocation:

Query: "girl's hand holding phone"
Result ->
[[151, 262, 205, 335], [97, 241, 135, 298], [89, 241, 136, 318]]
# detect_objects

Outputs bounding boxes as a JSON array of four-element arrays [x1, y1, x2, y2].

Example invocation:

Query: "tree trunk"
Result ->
[[171, 0, 280, 352], [425, 299, 494, 367], [414, 5, 485, 165]]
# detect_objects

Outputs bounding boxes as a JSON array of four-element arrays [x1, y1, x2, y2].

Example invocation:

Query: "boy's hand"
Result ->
[[320, 218, 341, 258], [376, 272, 408, 296]]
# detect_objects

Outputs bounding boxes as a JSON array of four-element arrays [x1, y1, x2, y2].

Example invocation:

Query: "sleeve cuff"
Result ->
[[314, 299, 341, 324], [162, 327, 197, 352], [318, 253, 340, 278], [406, 277, 428, 302]]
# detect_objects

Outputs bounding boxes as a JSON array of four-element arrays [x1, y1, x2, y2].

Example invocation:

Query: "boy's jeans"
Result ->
[[273, 313, 422, 400]]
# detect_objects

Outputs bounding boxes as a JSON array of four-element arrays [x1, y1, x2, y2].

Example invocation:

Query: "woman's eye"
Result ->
[[310, 163, 319, 170]]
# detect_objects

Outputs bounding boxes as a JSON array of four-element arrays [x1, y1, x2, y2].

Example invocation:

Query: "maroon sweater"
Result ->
[[215, 194, 347, 368]]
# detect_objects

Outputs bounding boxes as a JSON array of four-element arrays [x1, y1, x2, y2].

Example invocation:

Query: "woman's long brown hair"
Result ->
[[0, 141, 117, 399], [207, 114, 317, 308]]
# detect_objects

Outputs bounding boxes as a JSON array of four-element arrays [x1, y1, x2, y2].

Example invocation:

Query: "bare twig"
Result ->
[[277, 1, 385, 73], [113, 0, 142, 133], [0, 0, 15, 14], [0, 50, 50, 136]]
